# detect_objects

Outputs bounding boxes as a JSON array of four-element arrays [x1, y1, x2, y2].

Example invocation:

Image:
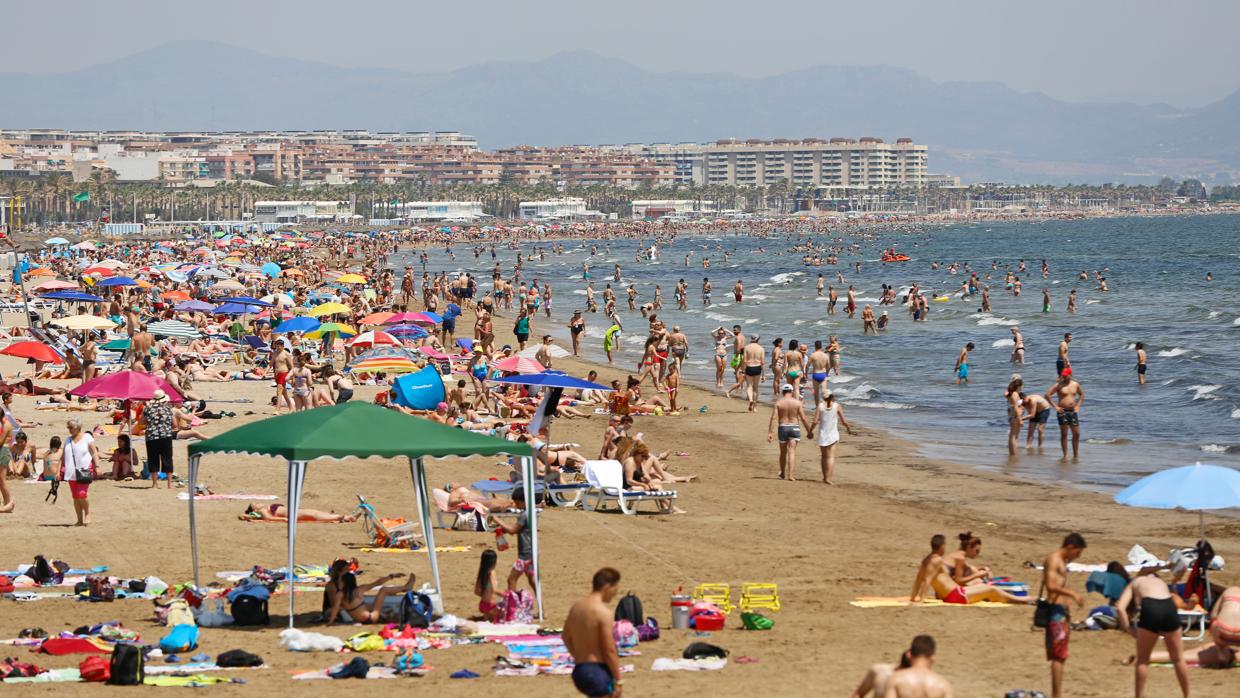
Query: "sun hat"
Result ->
[[152, 389, 169, 403]]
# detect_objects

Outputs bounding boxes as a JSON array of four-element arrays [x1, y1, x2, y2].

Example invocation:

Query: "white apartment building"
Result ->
[[518, 198, 600, 220], [702, 138, 927, 189], [253, 200, 356, 224], [630, 199, 717, 219], [396, 201, 485, 222]]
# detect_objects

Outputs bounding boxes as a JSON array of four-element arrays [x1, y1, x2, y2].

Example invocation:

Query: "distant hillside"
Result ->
[[1, 40, 1237, 184]]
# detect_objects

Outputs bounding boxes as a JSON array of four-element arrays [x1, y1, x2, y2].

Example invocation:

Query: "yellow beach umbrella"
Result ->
[[308, 302, 351, 317], [52, 315, 118, 330], [335, 273, 367, 284]]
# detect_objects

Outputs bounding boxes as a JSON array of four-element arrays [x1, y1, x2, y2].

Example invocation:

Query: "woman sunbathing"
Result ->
[[943, 532, 993, 586], [325, 571, 416, 624], [910, 534, 1031, 605], [439, 483, 514, 515], [240, 503, 357, 523]]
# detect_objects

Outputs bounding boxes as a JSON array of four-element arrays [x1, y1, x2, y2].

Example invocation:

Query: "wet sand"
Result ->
[[1, 321, 1236, 696]]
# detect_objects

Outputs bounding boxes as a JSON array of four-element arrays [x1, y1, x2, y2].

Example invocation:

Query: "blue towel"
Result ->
[[1085, 571, 1127, 603]]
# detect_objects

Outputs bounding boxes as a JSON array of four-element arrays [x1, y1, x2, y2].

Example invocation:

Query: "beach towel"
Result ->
[[291, 665, 400, 680], [144, 662, 269, 675], [38, 637, 114, 655], [850, 597, 1017, 609], [143, 674, 240, 687], [177, 493, 277, 501], [359, 546, 472, 554], [652, 657, 728, 671]]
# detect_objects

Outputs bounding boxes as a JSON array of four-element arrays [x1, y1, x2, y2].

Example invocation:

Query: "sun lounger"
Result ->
[[581, 460, 677, 515], [693, 583, 735, 613], [354, 496, 421, 548], [1179, 610, 1207, 641]]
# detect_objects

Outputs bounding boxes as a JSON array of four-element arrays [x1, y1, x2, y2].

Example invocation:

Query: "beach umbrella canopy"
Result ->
[[334, 273, 367, 284], [517, 343, 571, 360], [1115, 463, 1240, 513], [148, 319, 201, 339], [69, 370, 184, 402], [492, 355, 546, 374], [491, 370, 613, 391], [81, 266, 115, 276], [347, 330, 402, 349], [209, 279, 246, 292], [260, 293, 295, 308], [71, 241, 97, 251], [308, 302, 350, 317], [31, 279, 79, 291], [51, 314, 117, 330], [308, 322, 355, 337], [40, 290, 104, 303], [216, 296, 273, 308], [0, 341, 62, 363], [261, 262, 282, 278], [384, 323, 429, 339], [96, 276, 138, 287], [44, 237, 70, 246], [213, 302, 261, 315], [273, 316, 321, 334], [359, 311, 395, 326], [175, 300, 215, 312], [27, 268, 57, 278], [347, 347, 422, 374], [161, 290, 191, 302]]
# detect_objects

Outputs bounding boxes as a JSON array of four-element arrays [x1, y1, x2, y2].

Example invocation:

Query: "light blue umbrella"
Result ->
[[96, 276, 138, 287], [261, 262, 282, 278], [45, 237, 70, 246], [1115, 462, 1240, 539], [273, 316, 321, 334]]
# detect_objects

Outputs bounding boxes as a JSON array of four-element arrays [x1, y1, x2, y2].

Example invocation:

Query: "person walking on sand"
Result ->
[[1116, 574, 1190, 698], [727, 335, 765, 411], [1042, 533, 1087, 698], [563, 567, 624, 697], [810, 389, 852, 484], [0, 417, 12, 514], [62, 419, 99, 527], [1134, 342, 1147, 386], [955, 343, 974, 385], [768, 384, 811, 481], [1046, 367, 1084, 461], [881, 635, 954, 698]]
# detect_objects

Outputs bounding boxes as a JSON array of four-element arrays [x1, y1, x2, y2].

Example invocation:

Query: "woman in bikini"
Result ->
[[1005, 375, 1025, 456], [289, 356, 314, 411], [326, 571, 416, 624], [712, 328, 730, 389], [769, 338, 785, 399], [474, 550, 502, 622], [942, 532, 993, 587], [240, 503, 357, 523], [1211, 586, 1240, 654], [783, 339, 805, 395]]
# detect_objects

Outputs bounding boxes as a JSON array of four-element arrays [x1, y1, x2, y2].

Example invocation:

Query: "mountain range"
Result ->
[[2, 40, 1238, 184]]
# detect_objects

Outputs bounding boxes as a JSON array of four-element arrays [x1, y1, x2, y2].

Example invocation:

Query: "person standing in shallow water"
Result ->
[[1134, 342, 1147, 386]]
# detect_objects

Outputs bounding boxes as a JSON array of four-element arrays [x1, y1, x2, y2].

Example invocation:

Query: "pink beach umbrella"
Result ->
[[347, 330, 402, 349], [69, 370, 185, 402], [492, 355, 546, 375]]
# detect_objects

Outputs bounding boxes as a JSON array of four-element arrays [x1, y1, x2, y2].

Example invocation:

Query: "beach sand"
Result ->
[[1, 327, 1236, 696]]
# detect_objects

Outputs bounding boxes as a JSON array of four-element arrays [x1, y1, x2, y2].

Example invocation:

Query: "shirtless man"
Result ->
[[1134, 341, 1147, 386], [1010, 327, 1025, 365], [846, 285, 857, 318], [1046, 367, 1084, 460], [954, 343, 974, 385], [666, 326, 688, 370], [129, 326, 154, 372], [730, 335, 765, 411], [732, 279, 744, 304], [768, 384, 811, 480], [1066, 289, 1077, 313], [862, 305, 878, 335], [1116, 574, 1190, 698], [563, 567, 623, 698], [1056, 332, 1072, 377], [827, 285, 838, 315], [910, 534, 1031, 605], [271, 342, 294, 412], [807, 341, 832, 404], [882, 635, 954, 698], [1042, 533, 1087, 698], [1023, 392, 1053, 449]]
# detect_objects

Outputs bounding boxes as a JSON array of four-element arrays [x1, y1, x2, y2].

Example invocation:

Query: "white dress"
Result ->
[[816, 402, 840, 447]]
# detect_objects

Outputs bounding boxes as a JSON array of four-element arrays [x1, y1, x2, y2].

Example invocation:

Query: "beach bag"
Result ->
[[613, 620, 639, 649], [30, 556, 55, 585], [159, 624, 199, 653], [107, 644, 144, 685], [1032, 580, 1052, 628], [330, 657, 370, 679], [683, 642, 729, 660], [614, 592, 644, 625], [86, 575, 115, 602], [345, 633, 387, 652], [0, 575, 12, 594], [452, 509, 486, 532], [79, 655, 111, 682], [399, 591, 434, 629], [741, 611, 774, 631], [230, 593, 270, 626], [216, 649, 264, 668], [637, 616, 660, 642], [164, 599, 196, 627], [501, 589, 534, 624]]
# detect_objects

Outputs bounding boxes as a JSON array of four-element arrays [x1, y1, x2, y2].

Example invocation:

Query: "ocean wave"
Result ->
[[992, 338, 1015, 347], [1189, 384, 1221, 400], [1234, 318, 1240, 326], [1208, 311, 1222, 319], [1085, 300, 1102, 304], [1200, 444, 1240, 454], [855, 297, 880, 303], [846, 401, 915, 410], [704, 312, 736, 323], [1232, 407, 1240, 419], [1086, 438, 1133, 445], [829, 375, 858, 383], [835, 382, 879, 400], [768, 272, 802, 284], [1124, 342, 1137, 350], [571, 289, 587, 295], [1157, 348, 1187, 357], [975, 314, 1018, 327], [793, 319, 807, 325]]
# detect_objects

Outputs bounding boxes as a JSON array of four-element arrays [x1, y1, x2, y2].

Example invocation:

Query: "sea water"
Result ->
[[401, 214, 1240, 493]]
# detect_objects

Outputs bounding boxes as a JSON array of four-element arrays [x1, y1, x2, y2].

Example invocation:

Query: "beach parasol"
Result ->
[[96, 276, 138, 287], [308, 322, 355, 337], [147, 319, 201, 339], [358, 311, 395, 326], [308, 302, 350, 317], [273, 316, 321, 334], [492, 355, 546, 374], [347, 331, 402, 349], [175, 300, 215, 312], [384, 323, 429, 339], [385, 311, 440, 325], [44, 237, 70, 246], [81, 267, 115, 276], [209, 279, 246, 292], [334, 273, 367, 284], [31, 279, 79, 291], [213, 302, 262, 315], [40, 290, 104, 303], [161, 290, 191, 302], [71, 241, 97, 251], [27, 268, 57, 278], [261, 262, 282, 278], [69, 370, 184, 402], [216, 296, 273, 308], [0, 341, 62, 363], [347, 347, 422, 374], [51, 315, 117, 330], [517, 343, 571, 360], [260, 293, 295, 308]]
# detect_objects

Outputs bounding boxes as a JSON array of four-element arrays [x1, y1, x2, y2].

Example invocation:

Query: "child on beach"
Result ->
[[474, 549, 502, 621], [109, 434, 134, 480], [40, 436, 62, 481]]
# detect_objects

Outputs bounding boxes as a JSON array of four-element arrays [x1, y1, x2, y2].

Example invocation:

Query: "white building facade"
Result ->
[[518, 198, 599, 220], [396, 201, 485, 222], [253, 200, 355, 223]]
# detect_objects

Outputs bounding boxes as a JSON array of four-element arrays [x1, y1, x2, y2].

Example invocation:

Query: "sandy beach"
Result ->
[[1, 307, 1236, 697]]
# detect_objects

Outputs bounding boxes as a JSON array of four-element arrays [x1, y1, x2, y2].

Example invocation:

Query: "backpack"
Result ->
[[79, 655, 111, 682], [216, 649, 264, 668], [30, 556, 54, 585], [0, 575, 13, 594], [500, 589, 534, 624], [231, 593, 270, 626], [683, 641, 729, 660], [107, 644, 144, 685], [86, 575, 115, 602], [612, 620, 639, 649], [636, 616, 660, 642], [399, 591, 433, 629], [614, 592, 643, 625]]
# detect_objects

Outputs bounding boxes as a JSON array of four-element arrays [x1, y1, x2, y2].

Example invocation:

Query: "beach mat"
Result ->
[[850, 596, 1017, 609], [360, 546, 472, 554], [177, 493, 278, 501]]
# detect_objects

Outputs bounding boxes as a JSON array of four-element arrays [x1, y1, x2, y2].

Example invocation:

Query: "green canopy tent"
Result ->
[[186, 402, 535, 627]]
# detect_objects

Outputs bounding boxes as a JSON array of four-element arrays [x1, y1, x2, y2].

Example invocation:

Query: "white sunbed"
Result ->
[[581, 460, 677, 515]]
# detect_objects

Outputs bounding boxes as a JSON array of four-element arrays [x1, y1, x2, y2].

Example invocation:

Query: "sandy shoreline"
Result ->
[[1, 314, 1237, 696]]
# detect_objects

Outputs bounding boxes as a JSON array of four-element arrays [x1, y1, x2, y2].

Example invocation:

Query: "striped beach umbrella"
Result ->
[[148, 319, 201, 339], [347, 347, 422, 375], [347, 331, 401, 349]]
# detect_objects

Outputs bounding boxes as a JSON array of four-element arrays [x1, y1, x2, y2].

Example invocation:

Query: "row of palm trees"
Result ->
[[2, 172, 1201, 227]]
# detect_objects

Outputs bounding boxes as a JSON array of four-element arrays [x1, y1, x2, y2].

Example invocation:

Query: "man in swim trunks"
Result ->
[[768, 384, 811, 480], [730, 334, 764, 411], [807, 341, 831, 404], [271, 341, 293, 412], [882, 635, 954, 698], [733, 279, 743, 303], [955, 343, 974, 385], [1135, 342, 1147, 386], [1046, 367, 1084, 460], [827, 285, 837, 315], [563, 567, 623, 697], [1043, 533, 1087, 698], [1116, 573, 1190, 697], [1023, 392, 1053, 449], [910, 533, 1031, 606], [1056, 333, 1071, 377]]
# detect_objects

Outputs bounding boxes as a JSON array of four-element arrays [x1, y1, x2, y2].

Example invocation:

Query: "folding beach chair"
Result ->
[[354, 495, 421, 548], [739, 583, 781, 612], [693, 583, 734, 614], [581, 460, 678, 515]]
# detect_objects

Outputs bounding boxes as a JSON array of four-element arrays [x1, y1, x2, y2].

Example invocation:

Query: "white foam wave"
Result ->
[[992, 338, 1015, 347], [793, 320, 806, 325], [1234, 318, 1240, 326], [835, 382, 879, 400], [976, 314, 1018, 327], [571, 289, 587, 295], [1200, 444, 1230, 453], [705, 312, 736, 323], [1085, 300, 1101, 305], [1157, 348, 1187, 357], [768, 272, 802, 284], [1232, 407, 1240, 420], [1189, 384, 1221, 400], [1208, 311, 1221, 319], [846, 400, 915, 410], [1124, 342, 1137, 350], [829, 375, 858, 383]]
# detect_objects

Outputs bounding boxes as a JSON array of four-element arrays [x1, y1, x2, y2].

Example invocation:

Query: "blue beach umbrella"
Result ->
[[96, 276, 138, 287], [44, 237, 70, 246], [40, 290, 105, 303], [490, 370, 612, 392], [261, 262, 282, 278], [273, 316, 321, 334], [213, 302, 262, 315], [215, 296, 273, 308], [384, 323, 429, 339]]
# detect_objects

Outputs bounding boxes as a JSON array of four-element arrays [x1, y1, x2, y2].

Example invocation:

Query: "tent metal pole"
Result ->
[[525, 455, 543, 620], [287, 460, 307, 628], [188, 454, 201, 589], [411, 457, 441, 599]]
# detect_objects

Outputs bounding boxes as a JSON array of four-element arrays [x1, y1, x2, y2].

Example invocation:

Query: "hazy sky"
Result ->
[[6, 0, 1238, 107]]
